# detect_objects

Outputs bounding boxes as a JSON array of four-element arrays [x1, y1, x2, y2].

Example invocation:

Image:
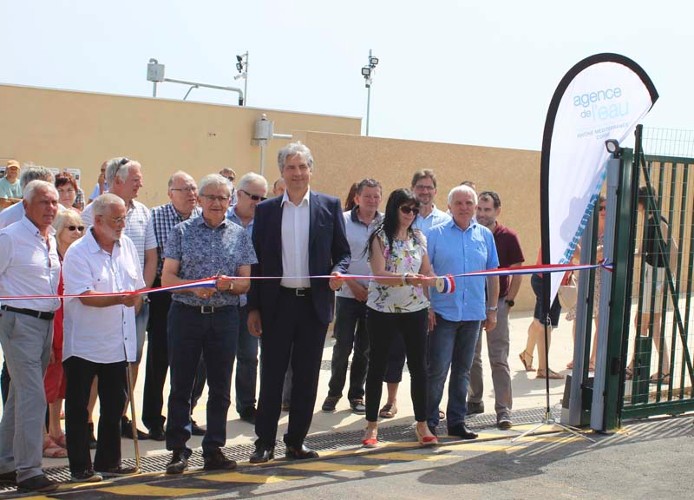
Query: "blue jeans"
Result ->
[[166, 302, 239, 456], [235, 305, 259, 414], [427, 315, 481, 428], [327, 297, 369, 401]]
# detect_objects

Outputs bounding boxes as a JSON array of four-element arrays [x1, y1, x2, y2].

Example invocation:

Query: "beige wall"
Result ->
[[0, 84, 542, 311]]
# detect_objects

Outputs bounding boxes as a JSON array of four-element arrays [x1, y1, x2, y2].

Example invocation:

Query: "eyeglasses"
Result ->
[[200, 194, 231, 203], [113, 157, 130, 179], [414, 185, 435, 191], [239, 189, 267, 202], [110, 216, 127, 225], [67, 225, 85, 232], [399, 205, 420, 215], [171, 186, 198, 193], [599, 206, 606, 212]]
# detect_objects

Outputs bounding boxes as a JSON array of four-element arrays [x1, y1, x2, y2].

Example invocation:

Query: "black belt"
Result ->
[[0, 305, 55, 321], [176, 302, 235, 315], [280, 286, 312, 297]]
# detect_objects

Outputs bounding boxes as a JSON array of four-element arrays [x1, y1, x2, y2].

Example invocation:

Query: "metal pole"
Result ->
[[365, 49, 372, 136], [152, 82, 157, 98], [259, 140, 266, 177], [244, 52, 249, 106]]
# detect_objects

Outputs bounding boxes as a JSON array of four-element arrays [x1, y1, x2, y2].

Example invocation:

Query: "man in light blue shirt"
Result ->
[[410, 169, 451, 232], [426, 185, 499, 440]]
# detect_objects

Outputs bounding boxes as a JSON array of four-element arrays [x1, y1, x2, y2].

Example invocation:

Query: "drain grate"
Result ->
[[2, 405, 560, 494]]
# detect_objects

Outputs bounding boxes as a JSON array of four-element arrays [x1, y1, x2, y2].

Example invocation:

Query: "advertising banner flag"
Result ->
[[541, 53, 658, 301]]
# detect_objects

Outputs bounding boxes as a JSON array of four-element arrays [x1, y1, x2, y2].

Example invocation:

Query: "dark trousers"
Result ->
[[142, 289, 171, 430], [327, 297, 369, 401], [255, 289, 328, 448], [384, 333, 406, 384], [365, 307, 429, 422], [64, 356, 126, 474], [235, 305, 259, 413], [191, 356, 207, 412], [166, 302, 238, 455]]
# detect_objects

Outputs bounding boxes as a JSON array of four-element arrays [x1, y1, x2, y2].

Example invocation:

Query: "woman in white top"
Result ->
[[362, 188, 437, 448]]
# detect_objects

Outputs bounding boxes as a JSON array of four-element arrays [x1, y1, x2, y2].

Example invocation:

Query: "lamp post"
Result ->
[[234, 52, 249, 106], [361, 49, 379, 136]]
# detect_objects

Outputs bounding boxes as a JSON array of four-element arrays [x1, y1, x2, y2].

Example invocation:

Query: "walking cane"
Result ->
[[126, 362, 142, 472]]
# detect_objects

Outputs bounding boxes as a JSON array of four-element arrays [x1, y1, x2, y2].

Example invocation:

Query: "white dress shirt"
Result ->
[[0, 217, 61, 311], [62, 229, 145, 363], [280, 189, 311, 288]]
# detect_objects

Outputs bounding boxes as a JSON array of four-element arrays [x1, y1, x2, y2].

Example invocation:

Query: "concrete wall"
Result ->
[[0, 84, 542, 311]]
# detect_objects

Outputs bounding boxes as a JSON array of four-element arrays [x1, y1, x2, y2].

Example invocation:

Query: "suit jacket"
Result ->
[[248, 191, 351, 326]]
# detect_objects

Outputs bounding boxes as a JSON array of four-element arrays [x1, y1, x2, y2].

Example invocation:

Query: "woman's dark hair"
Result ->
[[344, 182, 359, 211], [55, 172, 78, 192], [367, 188, 421, 257]]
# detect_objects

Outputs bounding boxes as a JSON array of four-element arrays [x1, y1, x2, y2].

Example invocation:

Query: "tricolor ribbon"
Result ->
[[0, 261, 613, 301]]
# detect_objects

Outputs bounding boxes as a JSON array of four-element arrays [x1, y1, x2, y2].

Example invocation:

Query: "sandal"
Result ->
[[43, 436, 67, 458], [536, 369, 564, 380], [379, 403, 398, 419], [519, 351, 534, 372], [362, 427, 378, 448], [52, 433, 67, 448]]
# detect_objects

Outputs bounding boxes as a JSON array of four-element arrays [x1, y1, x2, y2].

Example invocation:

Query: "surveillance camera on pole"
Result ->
[[361, 50, 378, 135]]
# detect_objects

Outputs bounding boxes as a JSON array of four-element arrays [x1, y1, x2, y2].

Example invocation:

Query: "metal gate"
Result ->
[[583, 126, 694, 429]]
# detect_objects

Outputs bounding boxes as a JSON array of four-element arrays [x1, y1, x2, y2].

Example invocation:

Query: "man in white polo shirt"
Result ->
[[63, 194, 145, 482]]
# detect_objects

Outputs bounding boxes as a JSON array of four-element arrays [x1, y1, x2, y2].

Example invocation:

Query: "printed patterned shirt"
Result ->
[[164, 215, 257, 307], [150, 203, 202, 277], [366, 229, 430, 314]]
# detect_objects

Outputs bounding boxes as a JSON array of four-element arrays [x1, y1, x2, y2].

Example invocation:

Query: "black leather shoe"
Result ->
[[121, 417, 149, 440], [285, 444, 319, 460], [250, 444, 275, 464], [148, 425, 166, 441], [203, 449, 237, 471], [16, 474, 58, 493], [191, 420, 206, 436], [94, 465, 139, 477], [467, 401, 485, 415], [448, 423, 478, 440], [349, 399, 366, 415], [321, 396, 339, 412], [166, 450, 189, 475], [239, 407, 257, 425]]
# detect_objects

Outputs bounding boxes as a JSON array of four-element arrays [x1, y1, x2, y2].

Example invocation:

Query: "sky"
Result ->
[[1, 0, 692, 151]]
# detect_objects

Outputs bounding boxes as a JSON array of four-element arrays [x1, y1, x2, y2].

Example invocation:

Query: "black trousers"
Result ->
[[142, 288, 172, 430], [255, 289, 328, 448], [64, 356, 126, 474], [364, 307, 429, 422]]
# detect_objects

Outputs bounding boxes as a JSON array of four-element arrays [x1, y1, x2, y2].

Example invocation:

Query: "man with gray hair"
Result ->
[[426, 184, 499, 440], [142, 171, 201, 440], [0, 180, 61, 493], [63, 193, 145, 482], [248, 142, 350, 463], [0, 165, 57, 230], [162, 174, 256, 475], [81, 157, 157, 439], [226, 172, 268, 424]]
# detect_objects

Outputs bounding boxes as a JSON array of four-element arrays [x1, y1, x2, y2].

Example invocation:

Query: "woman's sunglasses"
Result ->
[[67, 225, 85, 232], [399, 205, 420, 215]]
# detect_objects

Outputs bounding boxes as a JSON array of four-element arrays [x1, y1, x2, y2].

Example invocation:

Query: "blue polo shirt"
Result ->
[[427, 219, 499, 321]]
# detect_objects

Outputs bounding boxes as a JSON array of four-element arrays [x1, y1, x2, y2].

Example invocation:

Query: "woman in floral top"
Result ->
[[362, 189, 438, 448]]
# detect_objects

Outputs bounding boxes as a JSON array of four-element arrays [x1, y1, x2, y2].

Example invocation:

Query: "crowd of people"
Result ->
[[0, 145, 612, 493]]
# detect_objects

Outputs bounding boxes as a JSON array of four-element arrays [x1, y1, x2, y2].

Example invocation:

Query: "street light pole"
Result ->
[[235, 52, 249, 106], [361, 49, 379, 136]]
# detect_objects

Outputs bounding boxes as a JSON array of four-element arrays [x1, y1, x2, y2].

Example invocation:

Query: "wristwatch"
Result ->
[[505, 299, 515, 307], [487, 305, 498, 312]]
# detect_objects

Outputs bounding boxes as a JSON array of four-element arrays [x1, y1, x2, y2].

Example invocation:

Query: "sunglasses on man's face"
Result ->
[[67, 225, 85, 232], [399, 205, 420, 215], [240, 189, 267, 202]]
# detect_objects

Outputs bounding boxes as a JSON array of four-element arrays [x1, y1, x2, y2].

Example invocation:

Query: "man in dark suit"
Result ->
[[248, 142, 350, 463]]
